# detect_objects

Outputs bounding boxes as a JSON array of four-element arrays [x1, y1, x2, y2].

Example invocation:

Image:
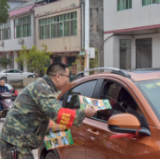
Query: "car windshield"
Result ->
[[135, 79, 160, 121]]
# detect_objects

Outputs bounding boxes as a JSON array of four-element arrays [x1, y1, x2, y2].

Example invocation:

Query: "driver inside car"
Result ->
[[0, 80, 10, 116]]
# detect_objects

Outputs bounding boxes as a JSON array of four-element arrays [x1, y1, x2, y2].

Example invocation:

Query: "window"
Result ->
[[14, 70, 21, 73], [14, 15, 31, 38], [96, 81, 143, 122], [8, 70, 14, 73], [65, 80, 97, 109], [96, 99, 126, 122], [0, 21, 11, 40], [117, 0, 132, 11], [39, 12, 77, 39], [142, 0, 160, 6]]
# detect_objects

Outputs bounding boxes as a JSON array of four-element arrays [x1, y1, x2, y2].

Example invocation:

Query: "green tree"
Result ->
[[0, 56, 11, 69], [0, 0, 9, 25], [15, 45, 52, 76]]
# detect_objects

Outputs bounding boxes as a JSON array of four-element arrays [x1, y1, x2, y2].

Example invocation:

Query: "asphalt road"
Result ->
[[0, 88, 39, 159]]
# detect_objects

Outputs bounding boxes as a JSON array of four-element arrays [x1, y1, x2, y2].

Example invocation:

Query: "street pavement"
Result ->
[[0, 88, 39, 159]]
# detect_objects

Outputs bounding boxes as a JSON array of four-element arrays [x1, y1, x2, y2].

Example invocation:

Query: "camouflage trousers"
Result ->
[[0, 138, 34, 159]]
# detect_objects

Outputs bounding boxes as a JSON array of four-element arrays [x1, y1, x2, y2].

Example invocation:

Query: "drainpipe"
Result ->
[[81, 3, 84, 49], [85, 0, 90, 75]]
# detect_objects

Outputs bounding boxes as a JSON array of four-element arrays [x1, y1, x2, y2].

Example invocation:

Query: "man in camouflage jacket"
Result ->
[[0, 63, 96, 159]]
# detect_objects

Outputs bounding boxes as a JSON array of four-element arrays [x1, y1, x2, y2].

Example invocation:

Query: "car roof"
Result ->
[[75, 68, 160, 82]]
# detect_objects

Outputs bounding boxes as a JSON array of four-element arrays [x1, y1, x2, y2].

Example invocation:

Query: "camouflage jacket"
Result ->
[[0, 75, 85, 149]]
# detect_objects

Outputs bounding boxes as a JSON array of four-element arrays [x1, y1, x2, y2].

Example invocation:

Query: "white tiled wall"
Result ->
[[104, 0, 160, 32]]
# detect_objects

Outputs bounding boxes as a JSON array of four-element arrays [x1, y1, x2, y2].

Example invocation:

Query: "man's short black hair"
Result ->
[[47, 62, 68, 77]]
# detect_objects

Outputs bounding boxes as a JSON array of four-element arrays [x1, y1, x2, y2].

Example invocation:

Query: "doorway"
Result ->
[[136, 38, 152, 68], [120, 39, 131, 70]]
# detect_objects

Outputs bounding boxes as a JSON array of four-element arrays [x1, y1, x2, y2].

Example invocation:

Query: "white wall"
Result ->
[[104, 0, 160, 31], [0, 13, 35, 52], [8, 2, 25, 10]]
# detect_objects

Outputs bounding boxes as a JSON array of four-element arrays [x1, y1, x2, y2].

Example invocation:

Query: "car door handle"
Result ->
[[87, 129, 99, 136]]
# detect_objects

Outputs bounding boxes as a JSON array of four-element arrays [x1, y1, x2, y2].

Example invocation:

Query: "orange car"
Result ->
[[38, 68, 160, 159]]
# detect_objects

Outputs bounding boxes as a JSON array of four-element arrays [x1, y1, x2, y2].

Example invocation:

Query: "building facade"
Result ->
[[0, 0, 44, 71], [35, 0, 81, 76], [8, 0, 29, 10], [0, 6, 35, 71], [35, 0, 104, 76], [104, 0, 160, 70]]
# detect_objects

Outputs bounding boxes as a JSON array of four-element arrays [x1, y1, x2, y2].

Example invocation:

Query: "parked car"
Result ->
[[38, 67, 160, 159], [0, 69, 35, 82]]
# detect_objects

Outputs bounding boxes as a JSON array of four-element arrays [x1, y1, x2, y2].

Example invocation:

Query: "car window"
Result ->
[[8, 70, 14, 73], [14, 70, 21, 73], [103, 82, 122, 101], [65, 80, 97, 109], [95, 98, 127, 122], [97, 81, 143, 123]]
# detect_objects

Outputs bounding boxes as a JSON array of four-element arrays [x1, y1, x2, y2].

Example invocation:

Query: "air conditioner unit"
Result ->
[[89, 48, 95, 59], [18, 39, 24, 45], [0, 41, 4, 47]]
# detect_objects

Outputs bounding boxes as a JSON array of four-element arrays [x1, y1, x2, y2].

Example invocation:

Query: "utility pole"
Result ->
[[85, 0, 90, 75]]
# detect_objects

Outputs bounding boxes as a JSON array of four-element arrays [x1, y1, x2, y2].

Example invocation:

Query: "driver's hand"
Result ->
[[12, 93, 15, 96], [85, 107, 97, 117]]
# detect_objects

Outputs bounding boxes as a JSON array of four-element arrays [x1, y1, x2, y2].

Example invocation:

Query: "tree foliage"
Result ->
[[0, 56, 11, 69], [0, 0, 9, 25], [15, 45, 52, 76], [72, 48, 99, 74]]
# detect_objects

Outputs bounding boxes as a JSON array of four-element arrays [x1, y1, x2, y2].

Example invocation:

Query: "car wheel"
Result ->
[[1, 77, 7, 82], [28, 75, 33, 78], [45, 151, 59, 159]]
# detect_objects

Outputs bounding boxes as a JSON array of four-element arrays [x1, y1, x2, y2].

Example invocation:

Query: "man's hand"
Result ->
[[46, 127, 53, 133], [85, 107, 97, 117]]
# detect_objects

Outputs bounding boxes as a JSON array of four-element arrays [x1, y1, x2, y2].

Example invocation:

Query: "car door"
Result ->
[[14, 70, 22, 80], [6, 69, 15, 81], [57, 80, 98, 159], [85, 79, 151, 159]]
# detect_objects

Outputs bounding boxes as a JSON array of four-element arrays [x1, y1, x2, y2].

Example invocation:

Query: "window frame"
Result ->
[[142, 0, 160, 6], [117, 0, 132, 11], [14, 15, 31, 38], [0, 21, 11, 40], [39, 12, 77, 40]]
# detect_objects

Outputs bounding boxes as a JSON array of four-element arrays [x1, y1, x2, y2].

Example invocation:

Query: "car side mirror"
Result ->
[[108, 113, 151, 137], [108, 113, 141, 134]]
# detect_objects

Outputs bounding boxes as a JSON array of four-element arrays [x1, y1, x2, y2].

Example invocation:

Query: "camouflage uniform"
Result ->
[[0, 75, 85, 159]]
